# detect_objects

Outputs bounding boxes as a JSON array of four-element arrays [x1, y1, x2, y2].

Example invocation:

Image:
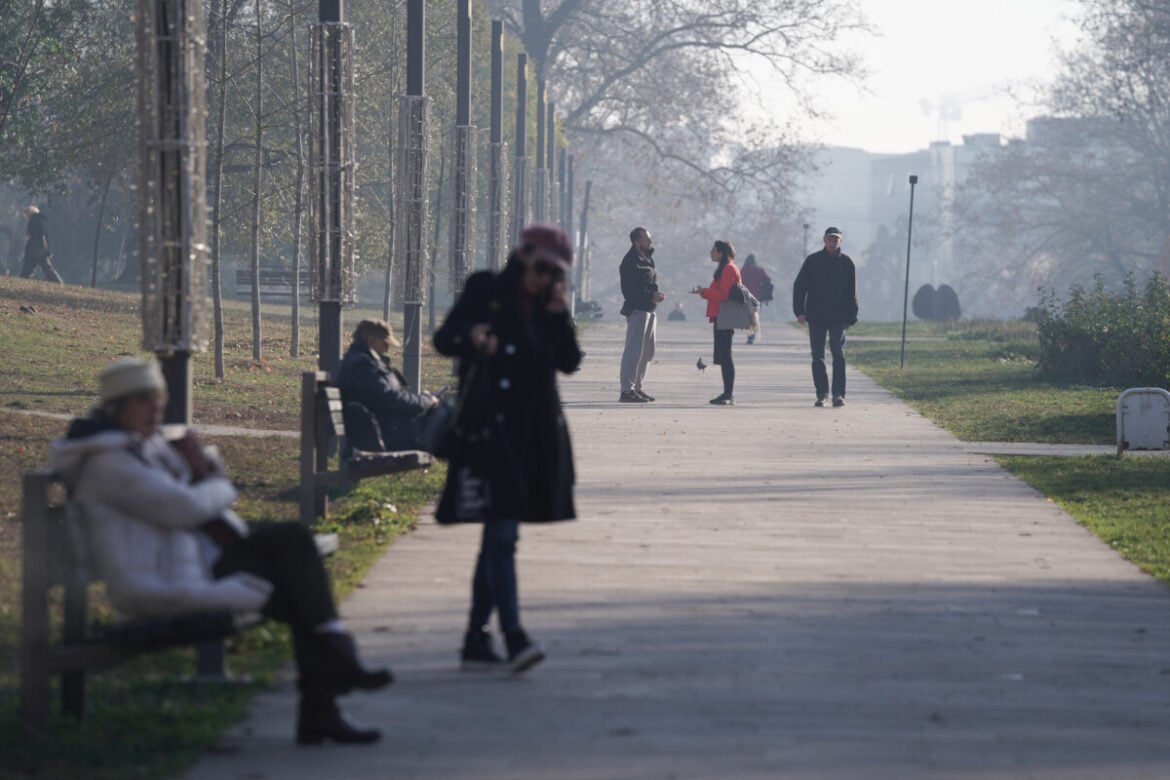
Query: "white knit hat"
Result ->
[[99, 357, 166, 403]]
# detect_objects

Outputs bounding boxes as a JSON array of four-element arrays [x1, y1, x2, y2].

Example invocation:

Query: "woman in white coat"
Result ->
[[50, 357, 391, 746]]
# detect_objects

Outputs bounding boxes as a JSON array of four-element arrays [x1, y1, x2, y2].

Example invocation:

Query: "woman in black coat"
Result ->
[[433, 223, 582, 675]]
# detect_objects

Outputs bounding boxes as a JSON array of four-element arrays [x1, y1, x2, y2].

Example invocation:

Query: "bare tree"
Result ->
[[209, 0, 232, 379], [950, 0, 1170, 313], [489, 0, 866, 196]]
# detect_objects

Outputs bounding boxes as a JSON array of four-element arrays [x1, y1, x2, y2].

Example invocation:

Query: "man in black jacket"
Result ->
[[792, 226, 859, 408], [336, 319, 438, 452], [618, 226, 664, 402]]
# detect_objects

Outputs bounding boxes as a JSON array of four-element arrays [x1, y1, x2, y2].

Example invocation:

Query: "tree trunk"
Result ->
[[90, 171, 114, 287], [210, 0, 229, 379], [249, 0, 263, 362]]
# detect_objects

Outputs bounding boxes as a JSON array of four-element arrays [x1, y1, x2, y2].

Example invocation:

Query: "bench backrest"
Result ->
[[320, 385, 345, 439], [22, 472, 96, 591]]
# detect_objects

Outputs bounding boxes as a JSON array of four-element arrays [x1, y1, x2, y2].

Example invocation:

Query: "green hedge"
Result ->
[[1034, 273, 1170, 387]]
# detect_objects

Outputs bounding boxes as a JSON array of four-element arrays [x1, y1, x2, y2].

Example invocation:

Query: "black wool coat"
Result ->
[[433, 260, 582, 523]]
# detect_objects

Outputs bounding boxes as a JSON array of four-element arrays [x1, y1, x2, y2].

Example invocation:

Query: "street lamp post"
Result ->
[[395, 0, 429, 390], [899, 174, 919, 370], [448, 0, 476, 293]]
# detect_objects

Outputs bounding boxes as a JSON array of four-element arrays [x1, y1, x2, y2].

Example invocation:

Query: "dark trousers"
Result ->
[[808, 321, 847, 398], [713, 325, 735, 395], [212, 522, 338, 681], [468, 518, 520, 633], [20, 251, 63, 283]]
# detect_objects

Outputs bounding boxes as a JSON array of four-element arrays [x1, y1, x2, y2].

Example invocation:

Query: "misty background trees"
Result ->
[[3, 0, 1167, 335], [1, 0, 867, 331], [944, 0, 1170, 317]]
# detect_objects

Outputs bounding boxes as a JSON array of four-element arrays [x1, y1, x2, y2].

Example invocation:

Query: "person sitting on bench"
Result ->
[[49, 357, 392, 746], [336, 319, 439, 453]]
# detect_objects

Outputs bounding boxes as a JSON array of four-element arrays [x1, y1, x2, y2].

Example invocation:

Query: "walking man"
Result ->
[[20, 206, 64, 283], [618, 226, 664, 402], [792, 226, 858, 408]]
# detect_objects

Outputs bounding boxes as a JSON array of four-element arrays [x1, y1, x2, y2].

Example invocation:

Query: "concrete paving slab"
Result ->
[[182, 319, 1170, 780]]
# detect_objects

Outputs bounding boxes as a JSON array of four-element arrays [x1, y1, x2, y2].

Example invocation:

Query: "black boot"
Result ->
[[461, 627, 505, 672], [504, 628, 545, 675], [316, 631, 394, 693], [296, 691, 381, 745]]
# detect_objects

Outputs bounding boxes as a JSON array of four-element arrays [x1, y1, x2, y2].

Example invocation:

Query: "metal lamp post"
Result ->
[[137, 0, 209, 427], [394, 0, 430, 389], [449, 0, 476, 292], [511, 53, 528, 245], [308, 0, 356, 376], [533, 80, 546, 222], [486, 20, 508, 271], [899, 174, 919, 370]]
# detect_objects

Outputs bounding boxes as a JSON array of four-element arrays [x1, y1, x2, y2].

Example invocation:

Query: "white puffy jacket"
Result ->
[[49, 425, 273, 618]]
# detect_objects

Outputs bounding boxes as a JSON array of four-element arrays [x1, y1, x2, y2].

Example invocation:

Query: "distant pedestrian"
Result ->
[[667, 301, 687, 322], [20, 206, 63, 283], [618, 226, 664, 402], [691, 239, 741, 405], [792, 226, 858, 407], [740, 254, 772, 344], [433, 223, 581, 676]]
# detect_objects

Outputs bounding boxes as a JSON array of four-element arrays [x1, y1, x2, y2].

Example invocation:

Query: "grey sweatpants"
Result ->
[[620, 309, 656, 392]]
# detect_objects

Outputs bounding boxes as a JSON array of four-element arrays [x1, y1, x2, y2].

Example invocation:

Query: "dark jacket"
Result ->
[[792, 249, 859, 326], [25, 212, 49, 258], [336, 341, 432, 451], [433, 259, 582, 523], [619, 246, 660, 315]]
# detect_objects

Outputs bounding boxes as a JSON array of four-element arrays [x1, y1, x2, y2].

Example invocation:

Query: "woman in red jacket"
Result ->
[[691, 240, 741, 405]]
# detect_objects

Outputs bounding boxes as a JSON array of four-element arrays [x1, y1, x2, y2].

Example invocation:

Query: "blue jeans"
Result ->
[[468, 518, 520, 633], [808, 321, 847, 398]]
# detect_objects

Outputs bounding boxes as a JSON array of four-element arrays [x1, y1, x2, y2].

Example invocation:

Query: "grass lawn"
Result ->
[[0, 277, 451, 779], [0, 276, 454, 429], [848, 319, 1170, 588], [997, 456, 1170, 582], [848, 319, 1118, 444]]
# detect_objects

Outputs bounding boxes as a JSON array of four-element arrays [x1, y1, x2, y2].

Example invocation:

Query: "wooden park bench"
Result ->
[[19, 471, 263, 739], [19, 462, 341, 739], [235, 268, 311, 301], [299, 371, 433, 523]]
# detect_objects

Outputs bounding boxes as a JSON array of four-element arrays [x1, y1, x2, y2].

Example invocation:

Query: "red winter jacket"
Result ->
[[699, 262, 741, 321]]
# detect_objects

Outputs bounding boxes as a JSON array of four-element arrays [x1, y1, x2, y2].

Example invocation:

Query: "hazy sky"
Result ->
[[810, 0, 1082, 153]]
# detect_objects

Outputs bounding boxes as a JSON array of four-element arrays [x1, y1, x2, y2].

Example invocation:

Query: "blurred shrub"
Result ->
[[1034, 273, 1170, 387]]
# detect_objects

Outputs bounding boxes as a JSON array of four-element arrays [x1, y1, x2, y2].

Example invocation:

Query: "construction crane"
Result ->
[[919, 89, 994, 142]]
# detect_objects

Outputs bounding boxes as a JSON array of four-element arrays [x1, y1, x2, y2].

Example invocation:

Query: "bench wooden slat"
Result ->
[[346, 450, 433, 479]]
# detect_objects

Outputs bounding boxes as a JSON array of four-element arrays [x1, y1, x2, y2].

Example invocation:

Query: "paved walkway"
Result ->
[[183, 320, 1170, 780]]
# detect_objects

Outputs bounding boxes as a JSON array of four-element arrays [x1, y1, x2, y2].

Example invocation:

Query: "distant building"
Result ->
[[800, 133, 1005, 319]]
